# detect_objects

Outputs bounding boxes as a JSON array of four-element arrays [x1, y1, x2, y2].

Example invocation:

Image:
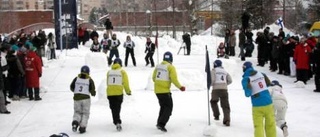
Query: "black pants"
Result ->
[[108, 49, 120, 65], [270, 57, 278, 71], [28, 87, 40, 99], [125, 48, 136, 66], [229, 47, 235, 56], [145, 52, 154, 67], [156, 93, 173, 127], [296, 69, 309, 84], [108, 95, 123, 125], [186, 43, 191, 55], [50, 49, 56, 59], [278, 58, 285, 74], [315, 70, 320, 90]]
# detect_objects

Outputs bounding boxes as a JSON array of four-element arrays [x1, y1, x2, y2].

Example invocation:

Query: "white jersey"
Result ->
[[269, 85, 287, 103], [124, 41, 134, 48], [110, 39, 119, 48], [108, 69, 123, 85], [155, 64, 170, 81], [74, 77, 90, 95], [214, 67, 228, 84], [249, 72, 268, 95]]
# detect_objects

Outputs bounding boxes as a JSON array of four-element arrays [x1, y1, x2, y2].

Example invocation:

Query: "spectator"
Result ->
[[104, 17, 113, 38], [182, 33, 191, 55]]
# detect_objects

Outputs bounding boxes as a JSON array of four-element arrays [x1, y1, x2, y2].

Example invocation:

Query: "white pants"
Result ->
[[73, 99, 91, 127], [273, 100, 288, 128], [290, 57, 296, 77]]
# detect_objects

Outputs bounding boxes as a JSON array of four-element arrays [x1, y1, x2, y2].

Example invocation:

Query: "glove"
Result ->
[[127, 92, 131, 96], [39, 73, 42, 77], [180, 86, 186, 91], [92, 92, 96, 97]]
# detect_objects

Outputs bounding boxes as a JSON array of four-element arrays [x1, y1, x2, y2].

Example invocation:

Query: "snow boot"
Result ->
[[116, 123, 122, 131], [72, 121, 79, 132], [79, 127, 86, 134], [156, 125, 167, 132], [281, 122, 289, 137]]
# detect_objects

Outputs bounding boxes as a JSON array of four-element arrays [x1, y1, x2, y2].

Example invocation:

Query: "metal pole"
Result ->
[[59, 0, 63, 52], [211, 0, 214, 35], [172, 0, 176, 39]]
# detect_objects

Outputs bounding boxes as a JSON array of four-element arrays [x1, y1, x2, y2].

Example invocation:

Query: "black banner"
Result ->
[[54, 0, 78, 49]]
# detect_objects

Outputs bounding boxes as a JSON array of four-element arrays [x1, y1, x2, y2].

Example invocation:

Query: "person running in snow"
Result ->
[[70, 65, 96, 134], [269, 80, 289, 137], [152, 51, 186, 132], [241, 61, 276, 137], [100, 33, 110, 55], [123, 35, 136, 67], [210, 59, 232, 126], [144, 37, 155, 67], [108, 34, 120, 66], [106, 58, 131, 131]]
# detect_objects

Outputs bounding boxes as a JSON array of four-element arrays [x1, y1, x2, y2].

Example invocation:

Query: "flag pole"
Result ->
[[205, 45, 211, 126]]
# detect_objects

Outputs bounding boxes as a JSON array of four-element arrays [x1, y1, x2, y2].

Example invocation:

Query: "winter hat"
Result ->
[[213, 60, 222, 68], [271, 80, 282, 88], [11, 45, 19, 51], [49, 133, 69, 137], [163, 51, 173, 63], [242, 61, 252, 72], [80, 65, 90, 74], [113, 58, 122, 66]]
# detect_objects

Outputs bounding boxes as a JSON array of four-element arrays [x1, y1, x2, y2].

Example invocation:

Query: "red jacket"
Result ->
[[25, 51, 42, 88], [293, 43, 312, 69]]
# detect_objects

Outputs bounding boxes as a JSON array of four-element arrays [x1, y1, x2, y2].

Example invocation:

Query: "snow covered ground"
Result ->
[[1, 25, 320, 137]]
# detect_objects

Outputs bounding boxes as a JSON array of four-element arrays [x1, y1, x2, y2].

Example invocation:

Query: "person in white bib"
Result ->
[[152, 51, 185, 132], [106, 58, 131, 131], [123, 35, 136, 67], [210, 59, 232, 126], [269, 80, 289, 137], [70, 65, 96, 134], [241, 61, 276, 137]]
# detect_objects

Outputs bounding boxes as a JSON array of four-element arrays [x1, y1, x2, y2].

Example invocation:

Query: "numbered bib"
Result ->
[[74, 78, 90, 95], [108, 70, 122, 85], [155, 64, 169, 81], [214, 68, 227, 84], [111, 39, 119, 48], [249, 72, 268, 95]]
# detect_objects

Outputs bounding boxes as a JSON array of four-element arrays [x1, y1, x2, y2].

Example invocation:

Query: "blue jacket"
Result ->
[[241, 68, 272, 107]]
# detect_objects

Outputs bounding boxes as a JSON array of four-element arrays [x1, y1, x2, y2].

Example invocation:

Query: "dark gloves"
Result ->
[[127, 92, 131, 96], [39, 73, 42, 77], [180, 86, 186, 91]]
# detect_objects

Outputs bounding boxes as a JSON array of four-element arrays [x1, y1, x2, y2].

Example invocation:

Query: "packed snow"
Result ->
[[1, 24, 320, 137]]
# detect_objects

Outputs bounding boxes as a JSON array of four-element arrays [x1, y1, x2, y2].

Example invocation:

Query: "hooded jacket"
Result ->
[[242, 68, 272, 107], [106, 64, 131, 96], [152, 61, 182, 94]]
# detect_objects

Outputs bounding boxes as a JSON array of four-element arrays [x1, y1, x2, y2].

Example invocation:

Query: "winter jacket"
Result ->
[[106, 64, 131, 96], [211, 67, 232, 90], [241, 68, 272, 107], [293, 43, 312, 69], [229, 34, 236, 47], [7, 52, 25, 78], [104, 19, 113, 30], [70, 73, 96, 101], [152, 61, 182, 94], [24, 51, 42, 88], [268, 85, 287, 104]]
